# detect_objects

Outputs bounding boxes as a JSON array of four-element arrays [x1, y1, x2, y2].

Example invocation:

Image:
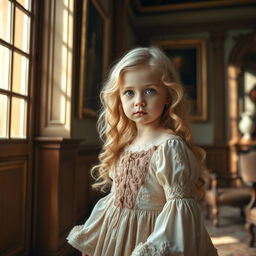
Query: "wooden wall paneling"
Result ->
[[33, 138, 81, 256], [0, 158, 31, 256], [111, 0, 130, 59], [76, 146, 101, 222], [211, 31, 226, 144], [59, 150, 78, 251], [75, 155, 92, 222]]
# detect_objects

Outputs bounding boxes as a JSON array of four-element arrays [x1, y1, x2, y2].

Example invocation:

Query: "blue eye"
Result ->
[[124, 90, 134, 97], [145, 88, 156, 95]]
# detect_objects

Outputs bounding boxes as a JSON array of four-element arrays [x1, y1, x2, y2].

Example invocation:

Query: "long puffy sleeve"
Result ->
[[131, 139, 218, 256], [67, 192, 114, 254]]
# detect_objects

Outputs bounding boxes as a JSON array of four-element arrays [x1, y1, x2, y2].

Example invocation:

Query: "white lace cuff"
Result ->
[[67, 225, 94, 254], [163, 184, 193, 200], [131, 241, 173, 256]]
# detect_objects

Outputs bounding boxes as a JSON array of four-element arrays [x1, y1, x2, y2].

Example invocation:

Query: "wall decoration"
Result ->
[[78, 0, 110, 119], [156, 39, 207, 121]]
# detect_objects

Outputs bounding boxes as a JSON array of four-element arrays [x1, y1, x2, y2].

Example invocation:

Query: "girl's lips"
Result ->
[[134, 111, 147, 115]]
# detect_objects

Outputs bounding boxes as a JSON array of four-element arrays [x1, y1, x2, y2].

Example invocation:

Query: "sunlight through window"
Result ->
[[12, 52, 29, 95], [11, 97, 27, 138], [16, 0, 31, 11], [211, 236, 240, 245], [0, 0, 32, 139], [15, 6, 30, 53], [0, 45, 11, 90], [0, 0, 12, 42], [0, 94, 9, 138], [244, 71, 256, 114]]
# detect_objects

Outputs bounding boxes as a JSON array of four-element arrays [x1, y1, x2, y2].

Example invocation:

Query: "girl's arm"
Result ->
[[131, 139, 218, 256]]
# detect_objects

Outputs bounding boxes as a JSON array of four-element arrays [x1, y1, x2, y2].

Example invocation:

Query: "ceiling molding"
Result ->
[[132, 0, 256, 13]]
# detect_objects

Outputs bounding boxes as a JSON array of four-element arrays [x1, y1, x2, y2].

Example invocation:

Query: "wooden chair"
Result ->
[[205, 172, 251, 227], [239, 149, 256, 247]]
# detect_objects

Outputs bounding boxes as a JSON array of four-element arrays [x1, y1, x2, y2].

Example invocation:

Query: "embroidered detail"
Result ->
[[136, 185, 150, 205], [67, 225, 94, 253], [67, 225, 92, 243], [114, 147, 157, 209], [131, 241, 172, 256], [163, 184, 193, 200], [173, 150, 183, 166]]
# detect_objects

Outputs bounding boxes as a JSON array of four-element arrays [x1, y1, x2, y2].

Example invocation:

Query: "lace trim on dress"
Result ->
[[131, 241, 174, 256], [114, 147, 157, 209], [163, 184, 193, 200], [67, 225, 94, 254], [124, 134, 180, 153]]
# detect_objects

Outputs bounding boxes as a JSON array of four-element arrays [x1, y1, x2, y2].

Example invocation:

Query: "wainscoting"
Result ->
[[0, 138, 100, 256], [33, 138, 100, 256]]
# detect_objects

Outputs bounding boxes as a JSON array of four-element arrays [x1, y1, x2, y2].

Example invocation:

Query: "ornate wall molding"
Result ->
[[40, 0, 74, 137]]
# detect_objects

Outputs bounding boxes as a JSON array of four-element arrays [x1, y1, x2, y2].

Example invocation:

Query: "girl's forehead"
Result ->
[[122, 64, 161, 74], [120, 65, 163, 87]]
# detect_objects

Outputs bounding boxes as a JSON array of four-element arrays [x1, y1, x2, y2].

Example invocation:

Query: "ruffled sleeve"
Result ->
[[67, 192, 114, 254], [131, 138, 218, 256]]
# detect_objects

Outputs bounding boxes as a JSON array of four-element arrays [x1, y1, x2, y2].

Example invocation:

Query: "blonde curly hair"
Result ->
[[91, 46, 207, 199]]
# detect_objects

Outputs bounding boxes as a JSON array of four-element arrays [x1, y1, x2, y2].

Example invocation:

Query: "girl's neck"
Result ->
[[132, 126, 172, 146]]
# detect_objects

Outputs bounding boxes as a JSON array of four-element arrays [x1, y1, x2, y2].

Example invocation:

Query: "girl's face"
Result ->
[[119, 65, 169, 129]]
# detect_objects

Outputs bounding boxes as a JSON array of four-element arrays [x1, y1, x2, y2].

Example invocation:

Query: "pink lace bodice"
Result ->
[[114, 147, 157, 209]]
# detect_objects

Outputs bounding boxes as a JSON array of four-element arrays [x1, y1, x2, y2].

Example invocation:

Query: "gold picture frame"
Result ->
[[156, 39, 207, 121], [78, 0, 110, 119]]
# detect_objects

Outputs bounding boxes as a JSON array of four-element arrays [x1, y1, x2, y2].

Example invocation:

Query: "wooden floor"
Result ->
[[205, 206, 256, 256]]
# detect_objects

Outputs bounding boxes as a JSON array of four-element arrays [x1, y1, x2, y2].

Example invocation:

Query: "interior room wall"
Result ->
[[127, 3, 256, 146], [71, 1, 256, 146], [71, 0, 112, 145], [148, 32, 213, 145], [224, 28, 254, 141]]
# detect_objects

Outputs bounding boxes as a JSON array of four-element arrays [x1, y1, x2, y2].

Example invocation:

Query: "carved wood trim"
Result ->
[[135, 19, 256, 42], [211, 31, 226, 143], [227, 31, 256, 173], [40, 0, 74, 137]]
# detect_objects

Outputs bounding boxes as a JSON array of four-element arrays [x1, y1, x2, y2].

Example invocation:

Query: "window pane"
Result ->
[[16, 0, 31, 11], [0, 0, 12, 42], [0, 45, 11, 90], [0, 94, 9, 138], [14, 7, 30, 53], [10, 97, 27, 138], [12, 51, 28, 95]]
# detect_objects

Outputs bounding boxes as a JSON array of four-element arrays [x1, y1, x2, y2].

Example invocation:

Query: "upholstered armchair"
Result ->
[[205, 172, 251, 227], [239, 148, 256, 247]]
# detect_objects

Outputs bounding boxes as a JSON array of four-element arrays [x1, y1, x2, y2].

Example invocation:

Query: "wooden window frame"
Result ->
[[0, 0, 33, 141]]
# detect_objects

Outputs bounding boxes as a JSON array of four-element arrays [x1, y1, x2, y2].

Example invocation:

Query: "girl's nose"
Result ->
[[135, 101, 146, 107]]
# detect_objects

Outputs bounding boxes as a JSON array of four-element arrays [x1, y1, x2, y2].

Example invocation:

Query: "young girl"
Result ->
[[67, 47, 218, 256]]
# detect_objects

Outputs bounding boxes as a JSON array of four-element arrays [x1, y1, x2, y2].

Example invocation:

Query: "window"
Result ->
[[0, 0, 32, 139]]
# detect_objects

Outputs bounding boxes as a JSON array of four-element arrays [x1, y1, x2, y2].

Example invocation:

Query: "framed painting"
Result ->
[[78, 0, 110, 119], [155, 39, 207, 121]]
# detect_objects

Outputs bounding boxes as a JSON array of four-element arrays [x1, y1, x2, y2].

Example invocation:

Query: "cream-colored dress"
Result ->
[[67, 135, 218, 256]]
